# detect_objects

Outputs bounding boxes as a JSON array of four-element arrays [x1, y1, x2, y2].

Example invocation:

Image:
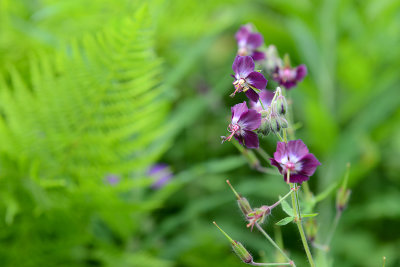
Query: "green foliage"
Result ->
[[0, 0, 399, 267]]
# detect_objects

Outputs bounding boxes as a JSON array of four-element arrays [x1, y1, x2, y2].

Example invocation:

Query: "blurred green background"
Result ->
[[0, 0, 399, 266]]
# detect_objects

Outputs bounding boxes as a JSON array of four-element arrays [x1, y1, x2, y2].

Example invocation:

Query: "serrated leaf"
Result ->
[[280, 197, 294, 216], [302, 213, 319, 218], [276, 216, 294, 226]]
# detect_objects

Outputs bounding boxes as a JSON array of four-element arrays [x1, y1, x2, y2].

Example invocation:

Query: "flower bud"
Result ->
[[232, 241, 253, 264], [269, 113, 288, 133], [274, 95, 288, 115], [278, 116, 288, 129], [257, 118, 271, 136], [269, 113, 281, 133]]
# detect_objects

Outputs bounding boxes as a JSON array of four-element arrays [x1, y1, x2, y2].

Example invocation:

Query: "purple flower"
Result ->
[[231, 56, 268, 102], [105, 174, 120, 186], [250, 89, 275, 113], [222, 102, 261, 149], [269, 140, 321, 184], [235, 25, 265, 61], [148, 164, 173, 189], [273, 64, 307, 90]]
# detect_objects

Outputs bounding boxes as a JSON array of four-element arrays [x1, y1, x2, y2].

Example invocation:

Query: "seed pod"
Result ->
[[232, 241, 253, 264], [237, 197, 252, 217], [232, 240, 253, 263], [213, 222, 253, 264], [336, 188, 351, 212]]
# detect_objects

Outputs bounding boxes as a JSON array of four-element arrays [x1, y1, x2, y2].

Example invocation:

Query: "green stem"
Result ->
[[259, 99, 267, 111], [302, 182, 313, 202], [276, 132, 284, 142], [290, 180, 315, 267], [295, 217, 315, 267], [255, 223, 294, 266], [256, 147, 271, 163], [325, 210, 342, 247], [252, 262, 292, 266]]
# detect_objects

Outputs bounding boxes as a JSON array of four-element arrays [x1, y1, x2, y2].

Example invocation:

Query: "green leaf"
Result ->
[[302, 213, 319, 218], [276, 216, 294, 226], [280, 197, 294, 216]]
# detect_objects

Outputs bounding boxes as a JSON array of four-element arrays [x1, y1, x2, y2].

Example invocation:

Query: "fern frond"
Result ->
[[0, 5, 171, 181]]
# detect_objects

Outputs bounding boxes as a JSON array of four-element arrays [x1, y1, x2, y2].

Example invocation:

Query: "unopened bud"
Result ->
[[336, 188, 351, 212], [258, 118, 271, 136], [269, 113, 281, 133], [274, 95, 288, 115], [260, 110, 269, 118], [269, 113, 288, 133]]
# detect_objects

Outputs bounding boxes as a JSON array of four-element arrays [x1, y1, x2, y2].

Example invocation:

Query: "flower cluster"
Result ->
[[222, 24, 320, 183], [214, 24, 345, 267]]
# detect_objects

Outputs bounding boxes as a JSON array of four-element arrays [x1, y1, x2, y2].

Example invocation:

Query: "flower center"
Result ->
[[229, 123, 240, 133], [280, 68, 296, 82], [231, 78, 248, 97], [286, 161, 296, 171], [238, 47, 248, 56]]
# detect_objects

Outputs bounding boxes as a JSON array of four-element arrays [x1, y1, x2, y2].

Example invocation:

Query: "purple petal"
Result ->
[[246, 33, 263, 49], [287, 173, 309, 184], [273, 142, 288, 163], [235, 25, 251, 44], [243, 130, 259, 149], [296, 64, 307, 81], [281, 80, 297, 90], [270, 158, 283, 173], [298, 153, 321, 177], [231, 102, 248, 123], [247, 71, 267, 90], [250, 89, 274, 111], [251, 51, 266, 61], [148, 163, 173, 189], [238, 109, 261, 130], [148, 164, 168, 175], [234, 134, 245, 146], [245, 89, 259, 102], [232, 56, 255, 79], [259, 89, 274, 106], [287, 140, 309, 162], [106, 174, 120, 185]]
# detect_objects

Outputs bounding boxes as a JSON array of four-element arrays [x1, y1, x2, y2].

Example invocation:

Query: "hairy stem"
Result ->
[[325, 210, 342, 247], [251, 262, 292, 266], [255, 223, 295, 266], [290, 180, 315, 266]]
